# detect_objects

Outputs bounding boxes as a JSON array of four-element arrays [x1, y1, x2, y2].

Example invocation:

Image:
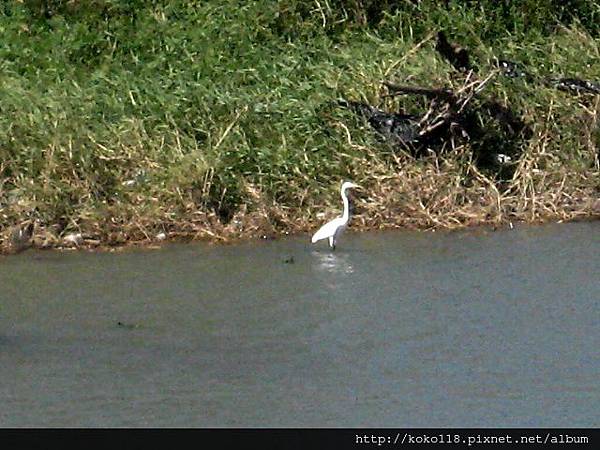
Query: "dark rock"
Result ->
[[436, 31, 473, 72], [552, 78, 600, 95]]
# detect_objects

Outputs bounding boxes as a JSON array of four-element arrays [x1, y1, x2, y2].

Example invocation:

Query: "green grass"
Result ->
[[1, 0, 599, 250]]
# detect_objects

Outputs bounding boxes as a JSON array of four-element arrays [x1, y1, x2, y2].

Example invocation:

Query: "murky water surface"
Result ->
[[1, 222, 599, 426]]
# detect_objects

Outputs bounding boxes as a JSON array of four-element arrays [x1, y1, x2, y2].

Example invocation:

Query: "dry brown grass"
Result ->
[[2, 152, 598, 255]]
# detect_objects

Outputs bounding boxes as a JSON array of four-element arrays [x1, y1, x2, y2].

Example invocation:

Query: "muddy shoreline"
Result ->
[[2, 212, 599, 256]]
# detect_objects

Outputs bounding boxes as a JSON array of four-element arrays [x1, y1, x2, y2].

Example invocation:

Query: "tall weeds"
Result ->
[[1, 1, 598, 251]]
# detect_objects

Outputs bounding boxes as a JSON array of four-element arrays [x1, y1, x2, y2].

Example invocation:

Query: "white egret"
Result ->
[[311, 181, 360, 250]]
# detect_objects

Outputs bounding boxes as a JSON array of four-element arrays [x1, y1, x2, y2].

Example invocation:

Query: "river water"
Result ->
[[1, 222, 599, 427]]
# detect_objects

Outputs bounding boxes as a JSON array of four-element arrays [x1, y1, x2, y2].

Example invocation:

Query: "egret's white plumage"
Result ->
[[311, 181, 359, 250]]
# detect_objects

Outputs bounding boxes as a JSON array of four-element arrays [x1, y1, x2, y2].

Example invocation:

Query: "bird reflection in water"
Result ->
[[314, 250, 355, 275]]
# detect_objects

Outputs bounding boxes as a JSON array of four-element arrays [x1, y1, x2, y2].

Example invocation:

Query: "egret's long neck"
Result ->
[[341, 187, 350, 222]]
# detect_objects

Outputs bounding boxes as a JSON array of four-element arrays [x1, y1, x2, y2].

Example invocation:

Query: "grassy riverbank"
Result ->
[[1, 1, 599, 252]]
